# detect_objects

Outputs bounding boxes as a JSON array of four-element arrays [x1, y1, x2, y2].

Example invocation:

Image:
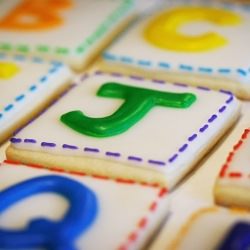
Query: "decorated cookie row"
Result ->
[[1, 0, 250, 98]]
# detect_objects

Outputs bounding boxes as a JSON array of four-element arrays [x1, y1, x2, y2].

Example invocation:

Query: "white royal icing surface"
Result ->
[[0, 0, 135, 69], [0, 162, 169, 250], [0, 53, 72, 143], [171, 207, 250, 250], [217, 128, 250, 189], [102, 0, 250, 83], [10, 72, 241, 188]]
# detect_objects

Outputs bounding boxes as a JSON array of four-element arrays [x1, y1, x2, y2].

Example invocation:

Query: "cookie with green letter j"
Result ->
[[6, 71, 241, 189]]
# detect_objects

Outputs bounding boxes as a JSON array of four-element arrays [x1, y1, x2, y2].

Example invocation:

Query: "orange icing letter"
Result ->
[[0, 0, 72, 31]]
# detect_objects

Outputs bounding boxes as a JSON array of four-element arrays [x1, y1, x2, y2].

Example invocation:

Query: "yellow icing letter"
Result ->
[[0, 0, 72, 31], [0, 63, 20, 79], [144, 7, 241, 52]]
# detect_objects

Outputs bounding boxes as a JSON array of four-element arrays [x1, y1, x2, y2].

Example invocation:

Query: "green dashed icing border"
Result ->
[[0, 0, 134, 56]]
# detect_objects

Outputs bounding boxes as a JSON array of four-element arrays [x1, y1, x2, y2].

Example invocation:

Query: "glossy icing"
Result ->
[[0, 162, 169, 250], [9, 72, 240, 188], [0, 0, 72, 31], [0, 175, 98, 250], [60, 82, 196, 137], [144, 6, 241, 52], [218, 222, 250, 250]]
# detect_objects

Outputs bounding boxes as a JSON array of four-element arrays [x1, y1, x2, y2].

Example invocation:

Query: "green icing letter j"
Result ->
[[60, 82, 196, 137]]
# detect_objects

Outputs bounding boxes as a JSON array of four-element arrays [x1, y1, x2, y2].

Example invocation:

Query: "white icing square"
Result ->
[[8, 72, 241, 188], [0, 53, 72, 144], [0, 162, 169, 250], [0, 0, 135, 70], [102, 0, 250, 95]]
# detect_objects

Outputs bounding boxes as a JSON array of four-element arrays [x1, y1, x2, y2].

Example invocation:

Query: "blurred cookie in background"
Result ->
[[100, 0, 250, 99], [0, 53, 72, 144], [0, 0, 136, 71]]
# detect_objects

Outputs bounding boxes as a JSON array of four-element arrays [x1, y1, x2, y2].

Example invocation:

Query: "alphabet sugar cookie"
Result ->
[[0, 161, 169, 250], [214, 128, 250, 209], [6, 71, 241, 189], [101, 0, 250, 99], [0, 0, 135, 71], [0, 53, 72, 144], [169, 207, 250, 250]]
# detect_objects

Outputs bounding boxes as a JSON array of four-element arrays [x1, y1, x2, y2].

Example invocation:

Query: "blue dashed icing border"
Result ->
[[102, 52, 250, 79], [10, 71, 236, 169], [0, 53, 64, 121]]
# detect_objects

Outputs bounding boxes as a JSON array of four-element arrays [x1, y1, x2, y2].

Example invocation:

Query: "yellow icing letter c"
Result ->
[[144, 7, 241, 52]]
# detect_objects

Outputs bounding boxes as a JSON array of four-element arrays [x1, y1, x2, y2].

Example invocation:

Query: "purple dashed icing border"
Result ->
[[10, 71, 236, 168], [13, 83, 77, 136]]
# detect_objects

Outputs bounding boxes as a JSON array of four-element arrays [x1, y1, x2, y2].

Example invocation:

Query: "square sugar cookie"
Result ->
[[0, 53, 72, 144], [100, 0, 250, 99], [169, 207, 250, 250], [6, 71, 241, 189], [0, 161, 169, 250], [0, 0, 135, 71], [214, 128, 250, 209]]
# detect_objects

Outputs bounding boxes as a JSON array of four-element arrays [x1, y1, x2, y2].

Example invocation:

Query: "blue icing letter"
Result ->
[[217, 222, 250, 250], [0, 175, 98, 250]]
